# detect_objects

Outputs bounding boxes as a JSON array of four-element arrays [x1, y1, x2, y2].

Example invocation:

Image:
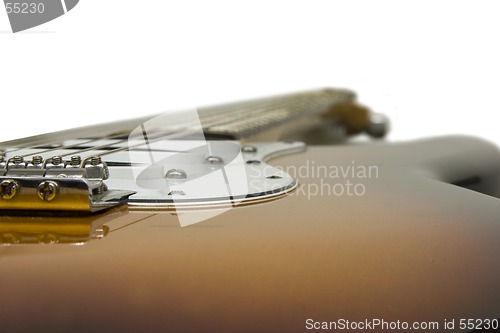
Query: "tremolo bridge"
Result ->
[[0, 155, 134, 212]]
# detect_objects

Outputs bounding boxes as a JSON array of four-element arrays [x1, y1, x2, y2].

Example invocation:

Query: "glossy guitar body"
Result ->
[[1, 91, 499, 332]]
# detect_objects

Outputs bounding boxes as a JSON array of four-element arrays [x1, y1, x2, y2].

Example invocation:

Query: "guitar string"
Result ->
[[6, 109, 223, 160], [81, 100, 282, 159], [4, 124, 209, 164], [97, 127, 204, 158], [1, 112, 200, 158], [95, 97, 329, 159], [12, 137, 113, 159], [3, 91, 347, 162], [6, 118, 202, 160], [26, 108, 242, 159], [92, 100, 304, 159], [1, 134, 110, 153], [0, 100, 246, 155]]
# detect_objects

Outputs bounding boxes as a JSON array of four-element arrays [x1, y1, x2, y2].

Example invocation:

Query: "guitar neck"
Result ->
[[199, 88, 357, 140], [0, 88, 359, 150]]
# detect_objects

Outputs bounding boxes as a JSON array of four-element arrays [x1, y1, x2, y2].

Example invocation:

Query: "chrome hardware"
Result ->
[[90, 156, 102, 165], [0, 179, 19, 200], [125, 141, 305, 208], [0, 155, 134, 212], [205, 156, 224, 164], [68, 155, 82, 168], [51, 156, 64, 166], [27, 156, 44, 169], [37, 181, 59, 202], [8, 156, 26, 169], [44, 156, 66, 169], [365, 113, 390, 139], [0, 156, 5, 173], [165, 169, 187, 179], [241, 145, 257, 153], [82, 155, 110, 180]]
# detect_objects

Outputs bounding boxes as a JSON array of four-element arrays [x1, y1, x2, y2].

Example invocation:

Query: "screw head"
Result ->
[[0, 180, 19, 200], [165, 169, 187, 179], [206, 156, 223, 164], [37, 181, 59, 202], [31, 156, 43, 165], [70, 155, 82, 167], [51, 156, 63, 166], [12, 156, 24, 164], [241, 145, 257, 153], [90, 156, 102, 166]]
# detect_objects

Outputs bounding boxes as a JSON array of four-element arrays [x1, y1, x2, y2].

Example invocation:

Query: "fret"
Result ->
[[1, 89, 356, 165], [199, 88, 354, 138]]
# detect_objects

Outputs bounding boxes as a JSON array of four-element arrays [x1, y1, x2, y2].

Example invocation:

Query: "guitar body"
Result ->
[[1, 91, 499, 332]]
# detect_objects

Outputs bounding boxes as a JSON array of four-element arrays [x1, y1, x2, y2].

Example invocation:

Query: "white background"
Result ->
[[1, 1, 499, 144]]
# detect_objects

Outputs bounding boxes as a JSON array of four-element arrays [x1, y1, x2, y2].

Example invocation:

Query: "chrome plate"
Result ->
[[104, 141, 305, 208]]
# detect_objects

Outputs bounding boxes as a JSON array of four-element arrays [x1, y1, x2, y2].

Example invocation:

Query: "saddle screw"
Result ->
[[31, 156, 43, 165], [0, 180, 19, 200], [51, 156, 63, 166], [93, 184, 105, 195], [90, 156, 102, 166], [12, 156, 24, 165], [88, 156, 109, 179], [70, 155, 82, 167], [37, 181, 59, 202]]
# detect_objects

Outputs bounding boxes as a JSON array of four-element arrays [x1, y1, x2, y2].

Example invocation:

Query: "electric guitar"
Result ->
[[1, 89, 499, 333]]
